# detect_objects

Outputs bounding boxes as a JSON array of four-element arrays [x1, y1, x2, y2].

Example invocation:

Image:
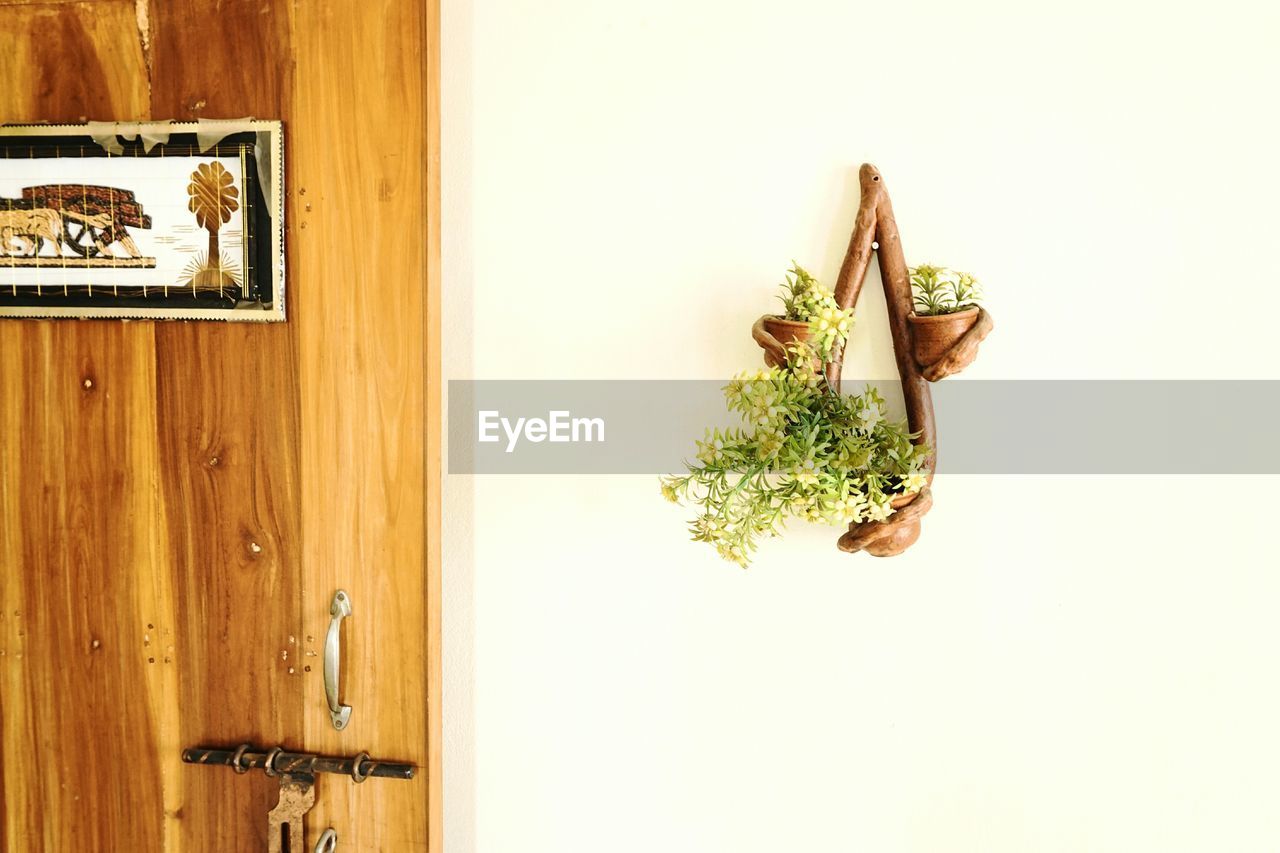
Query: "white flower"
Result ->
[[865, 500, 895, 523], [756, 427, 783, 457], [901, 470, 928, 493], [695, 515, 725, 537], [792, 458, 819, 486], [716, 542, 748, 566], [696, 437, 725, 464], [835, 492, 868, 524]]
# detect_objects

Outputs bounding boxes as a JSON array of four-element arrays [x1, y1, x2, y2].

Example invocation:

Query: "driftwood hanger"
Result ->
[[753, 164, 993, 556]]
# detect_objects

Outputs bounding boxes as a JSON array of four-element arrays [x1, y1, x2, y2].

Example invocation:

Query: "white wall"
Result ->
[[443, 2, 1280, 851]]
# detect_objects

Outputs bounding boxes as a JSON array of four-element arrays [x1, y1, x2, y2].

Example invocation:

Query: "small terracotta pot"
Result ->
[[907, 307, 979, 368], [760, 316, 812, 368]]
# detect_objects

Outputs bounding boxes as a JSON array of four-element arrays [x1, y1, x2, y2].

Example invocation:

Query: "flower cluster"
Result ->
[[661, 338, 930, 567], [909, 264, 983, 316], [777, 264, 855, 361]]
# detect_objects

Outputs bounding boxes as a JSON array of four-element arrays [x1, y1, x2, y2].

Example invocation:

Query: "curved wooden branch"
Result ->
[[837, 487, 933, 556], [826, 168, 884, 387], [749, 163, 982, 556], [868, 165, 936, 477], [824, 165, 940, 556], [920, 307, 994, 382]]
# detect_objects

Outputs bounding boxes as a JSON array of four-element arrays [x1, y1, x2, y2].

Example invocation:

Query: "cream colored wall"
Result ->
[[443, 2, 1280, 851]]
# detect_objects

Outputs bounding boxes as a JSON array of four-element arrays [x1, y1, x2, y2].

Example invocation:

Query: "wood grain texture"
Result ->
[[147, 0, 293, 121], [0, 0, 147, 124], [0, 3, 160, 850], [0, 1, 119, 6], [292, 0, 432, 847], [0, 324, 167, 850], [425, 0, 443, 848], [148, 0, 304, 849], [1, 0, 437, 847]]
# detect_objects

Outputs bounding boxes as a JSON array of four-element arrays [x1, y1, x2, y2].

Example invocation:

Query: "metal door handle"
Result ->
[[314, 828, 338, 853], [325, 590, 353, 729]]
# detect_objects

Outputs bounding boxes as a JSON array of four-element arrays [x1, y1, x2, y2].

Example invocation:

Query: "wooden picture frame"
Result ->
[[0, 119, 284, 321]]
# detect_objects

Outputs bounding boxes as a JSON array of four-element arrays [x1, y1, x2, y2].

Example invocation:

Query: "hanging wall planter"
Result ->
[[663, 164, 993, 565], [904, 264, 994, 382], [908, 306, 979, 367], [757, 315, 812, 368]]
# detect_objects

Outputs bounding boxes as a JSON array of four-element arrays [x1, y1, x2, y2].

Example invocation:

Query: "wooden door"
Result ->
[[0, 2, 441, 851]]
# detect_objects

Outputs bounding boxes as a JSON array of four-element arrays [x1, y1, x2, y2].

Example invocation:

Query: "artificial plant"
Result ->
[[661, 269, 928, 567]]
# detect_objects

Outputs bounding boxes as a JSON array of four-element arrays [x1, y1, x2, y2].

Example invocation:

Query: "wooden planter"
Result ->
[[750, 163, 995, 557], [758, 315, 811, 368], [908, 307, 979, 368]]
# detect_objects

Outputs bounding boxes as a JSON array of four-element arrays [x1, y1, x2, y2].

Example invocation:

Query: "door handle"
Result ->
[[314, 827, 338, 852], [325, 589, 353, 730]]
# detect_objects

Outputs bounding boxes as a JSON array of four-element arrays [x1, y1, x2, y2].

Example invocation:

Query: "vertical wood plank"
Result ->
[[0, 324, 169, 851], [1, 0, 437, 847], [292, 0, 431, 847], [147, 1, 302, 850], [147, 0, 293, 120], [0, 3, 164, 850], [426, 0, 444, 848], [0, 0, 147, 122]]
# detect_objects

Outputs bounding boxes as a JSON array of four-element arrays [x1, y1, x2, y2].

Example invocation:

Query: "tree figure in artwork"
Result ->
[[187, 161, 240, 290]]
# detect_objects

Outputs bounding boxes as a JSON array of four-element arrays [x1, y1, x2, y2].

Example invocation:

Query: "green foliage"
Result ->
[[661, 335, 930, 568], [910, 264, 984, 316], [778, 264, 827, 320], [776, 263, 855, 362]]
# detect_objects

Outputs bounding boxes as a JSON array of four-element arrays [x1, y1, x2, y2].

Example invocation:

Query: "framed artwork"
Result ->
[[0, 120, 284, 321]]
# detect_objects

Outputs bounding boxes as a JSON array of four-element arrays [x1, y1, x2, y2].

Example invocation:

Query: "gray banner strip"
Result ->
[[448, 380, 1280, 474]]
